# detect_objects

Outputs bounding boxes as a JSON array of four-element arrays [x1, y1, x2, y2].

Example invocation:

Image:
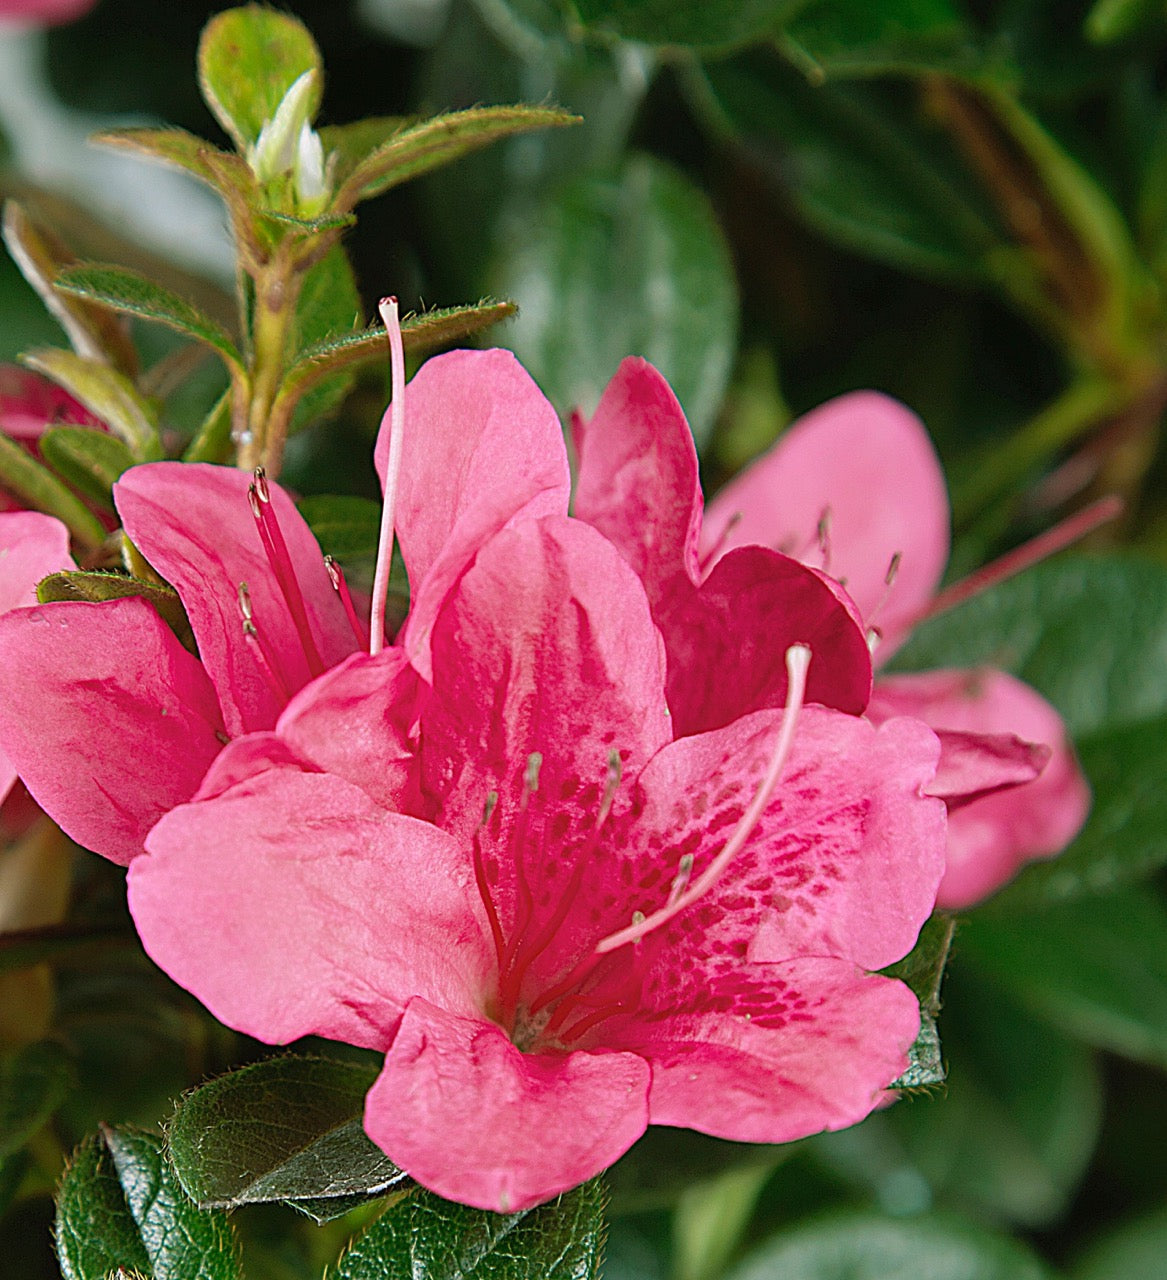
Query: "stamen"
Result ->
[[667, 854, 694, 907], [238, 582, 291, 701], [864, 551, 903, 653], [523, 752, 543, 800], [370, 296, 406, 657], [594, 643, 812, 955], [697, 511, 743, 575], [325, 556, 369, 647], [248, 470, 326, 677], [816, 506, 833, 572], [472, 791, 506, 969]]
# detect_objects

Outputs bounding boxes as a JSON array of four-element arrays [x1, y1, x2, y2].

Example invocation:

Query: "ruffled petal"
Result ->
[[702, 392, 949, 648], [129, 768, 491, 1048], [375, 349, 571, 675], [365, 997, 650, 1212], [870, 668, 1089, 908], [0, 598, 225, 864], [116, 462, 355, 736]]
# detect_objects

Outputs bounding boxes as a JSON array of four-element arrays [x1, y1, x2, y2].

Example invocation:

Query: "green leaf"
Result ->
[[490, 153, 738, 447], [0, 923, 129, 975], [0, 432, 106, 549], [962, 886, 1167, 1069], [566, 0, 804, 53], [333, 1178, 606, 1278], [722, 1212, 1054, 1280], [318, 116, 407, 188], [297, 495, 381, 561], [693, 55, 1005, 283], [54, 265, 244, 375], [335, 105, 581, 209], [168, 1056, 407, 1225], [21, 349, 160, 460], [37, 571, 197, 655], [56, 1126, 241, 1280], [881, 913, 954, 1090], [184, 389, 233, 465], [1084, 0, 1162, 43], [197, 6, 323, 154], [1073, 1206, 1167, 1279], [0, 1041, 74, 1163], [40, 427, 138, 507], [93, 126, 235, 188], [285, 244, 362, 435]]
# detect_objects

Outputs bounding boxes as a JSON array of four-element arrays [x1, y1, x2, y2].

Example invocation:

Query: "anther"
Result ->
[[238, 581, 291, 701], [667, 854, 694, 907], [369, 295, 406, 657], [816, 506, 833, 571], [524, 753, 543, 793], [483, 791, 499, 824], [597, 751, 622, 828], [698, 511, 743, 575], [324, 555, 369, 647]]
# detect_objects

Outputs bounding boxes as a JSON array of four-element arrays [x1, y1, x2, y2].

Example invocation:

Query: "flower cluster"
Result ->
[[0, 321, 1087, 1210]]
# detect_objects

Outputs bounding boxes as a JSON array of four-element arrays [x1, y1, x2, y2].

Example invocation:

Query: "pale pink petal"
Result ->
[[374, 349, 570, 675], [657, 547, 871, 735], [871, 669, 1090, 908], [276, 648, 425, 812], [130, 769, 491, 1048], [116, 463, 356, 736], [571, 357, 702, 601], [702, 392, 949, 647], [0, 598, 225, 864], [365, 997, 650, 1212], [926, 729, 1047, 806], [605, 958, 919, 1143]]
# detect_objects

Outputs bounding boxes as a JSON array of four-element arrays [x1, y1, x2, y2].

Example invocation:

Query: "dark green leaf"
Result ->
[[334, 1178, 606, 1278], [197, 6, 323, 153], [184, 389, 234, 465], [40, 426, 138, 507], [54, 265, 244, 374], [297, 495, 381, 560], [37, 571, 196, 654], [723, 1212, 1054, 1280], [567, 0, 804, 53], [0, 1041, 73, 1163], [56, 1126, 241, 1280], [490, 153, 738, 447], [168, 1056, 407, 1224], [287, 244, 362, 434], [1073, 1206, 1167, 1279], [882, 913, 954, 1089], [336, 105, 580, 209], [1084, 0, 1162, 43], [0, 923, 129, 975], [962, 886, 1167, 1069], [0, 432, 106, 549]]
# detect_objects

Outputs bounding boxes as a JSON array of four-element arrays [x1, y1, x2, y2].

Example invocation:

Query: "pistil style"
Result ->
[[370, 296, 406, 656]]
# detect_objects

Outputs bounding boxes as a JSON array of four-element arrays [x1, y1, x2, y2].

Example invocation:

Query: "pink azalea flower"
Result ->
[[0, 0, 96, 25], [687, 384, 1091, 908], [127, 512, 948, 1212]]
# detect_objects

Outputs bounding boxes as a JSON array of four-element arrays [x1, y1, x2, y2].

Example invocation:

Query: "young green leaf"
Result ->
[[37, 571, 197, 655], [0, 433, 106, 549], [56, 1126, 241, 1280], [167, 1056, 408, 1224], [319, 116, 407, 187], [93, 126, 234, 187], [332, 1178, 607, 1279], [0, 1041, 74, 1164], [54, 265, 244, 376], [197, 6, 323, 154], [40, 427, 138, 507]]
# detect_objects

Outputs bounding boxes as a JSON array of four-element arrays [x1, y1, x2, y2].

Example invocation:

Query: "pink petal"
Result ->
[[658, 547, 871, 736], [926, 729, 1048, 806], [365, 997, 650, 1211], [192, 732, 317, 802], [572, 357, 703, 602], [606, 957, 920, 1143], [276, 648, 425, 812], [374, 349, 570, 675], [870, 669, 1090, 908], [0, 598, 225, 864], [115, 463, 355, 736], [702, 392, 950, 648], [130, 768, 491, 1048], [0, 366, 102, 441]]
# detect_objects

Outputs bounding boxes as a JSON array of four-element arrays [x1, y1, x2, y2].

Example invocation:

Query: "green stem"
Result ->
[[238, 246, 301, 474]]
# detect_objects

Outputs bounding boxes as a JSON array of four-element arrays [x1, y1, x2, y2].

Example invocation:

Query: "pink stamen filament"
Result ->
[[238, 582, 292, 701], [472, 797, 506, 970], [325, 556, 370, 647], [370, 296, 405, 657], [697, 511, 743, 576], [249, 472, 326, 677], [594, 643, 813, 955], [916, 495, 1122, 625]]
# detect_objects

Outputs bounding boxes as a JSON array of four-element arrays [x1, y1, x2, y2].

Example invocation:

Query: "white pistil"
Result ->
[[369, 296, 406, 656], [594, 643, 813, 955]]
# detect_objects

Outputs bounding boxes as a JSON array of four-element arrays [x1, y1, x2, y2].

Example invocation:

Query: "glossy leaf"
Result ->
[[54, 265, 244, 375], [56, 1126, 241, 1280], [723, 1212, 1054, 1280], [197, 6, 323, 153], [37, 571, 197, 654], [40, 426, 137, 507], [490, 153, 737, 446], [0, 1040, 73, 1163], [567, 0, 803, 53], [335, 105, 581, 209], [168, 1056, 408, 1225], [297, 495, 381, 560], [0, 432, 106, 548], [333, 1178, 606, 1279]]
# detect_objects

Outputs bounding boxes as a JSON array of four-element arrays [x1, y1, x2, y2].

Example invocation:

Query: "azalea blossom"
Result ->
[[580, 369, 1087, 908], [0, 0, 96, 24]]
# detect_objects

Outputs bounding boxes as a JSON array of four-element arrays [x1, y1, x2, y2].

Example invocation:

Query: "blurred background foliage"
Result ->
[[2, 0, 1167, 1276]]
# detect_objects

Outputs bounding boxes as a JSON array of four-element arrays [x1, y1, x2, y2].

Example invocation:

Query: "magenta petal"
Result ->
[[613, 958, 919, 1143], [366, 997, 650, 1211], [659, 547, 872, 735], [702, 392, 949, 647], [192, 732, 317, 802], [871, 669, 1090, 908], [130, 769, 491, 1047], [572, 357, 703, 600], [0, 598, 225, 864], [116, 463, 355, 735], [374, 349, 570, 674]]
